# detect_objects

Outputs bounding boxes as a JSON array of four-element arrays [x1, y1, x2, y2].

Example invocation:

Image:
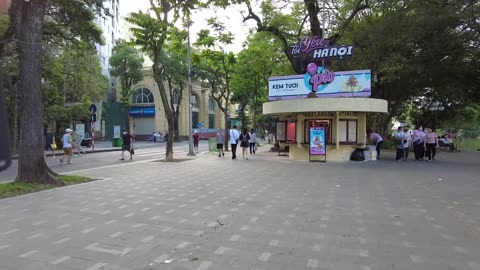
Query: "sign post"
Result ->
[[90, 104, 97, 150], [309, 127, 326, 162]]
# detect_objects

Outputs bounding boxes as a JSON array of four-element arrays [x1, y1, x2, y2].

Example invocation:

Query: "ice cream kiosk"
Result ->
[[264, 36, 388, 162]]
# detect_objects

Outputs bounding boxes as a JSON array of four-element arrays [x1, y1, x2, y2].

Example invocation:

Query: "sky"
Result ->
[[119, 0, 256, 53]]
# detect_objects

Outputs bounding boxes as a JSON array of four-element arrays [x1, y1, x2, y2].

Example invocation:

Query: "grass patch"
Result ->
[[461, 138, 480, 151], [58, 175, 96, 185], [0, 175, 95, 199]]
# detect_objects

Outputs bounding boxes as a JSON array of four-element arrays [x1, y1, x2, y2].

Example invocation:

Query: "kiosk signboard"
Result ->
[[269, 68, 371, 100], [310, 127, 326, 156]]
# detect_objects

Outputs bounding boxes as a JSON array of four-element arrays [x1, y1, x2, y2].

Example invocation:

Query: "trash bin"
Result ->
[[112, 137, 122, 147], [209, 138, 217, 152]]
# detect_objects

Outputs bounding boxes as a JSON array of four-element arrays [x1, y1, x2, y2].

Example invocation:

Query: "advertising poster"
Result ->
[[268, 68, 371, 100], [75, 123, 85, 140], [114, 125, 121, 138], [276, 121, 286, 142], [310, 127, 326, 156]]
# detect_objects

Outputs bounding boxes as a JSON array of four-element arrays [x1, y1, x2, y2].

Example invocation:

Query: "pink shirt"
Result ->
[[413, 130, 426, 141], [370, 133, 383, 143], [426, 132, 437, 144]]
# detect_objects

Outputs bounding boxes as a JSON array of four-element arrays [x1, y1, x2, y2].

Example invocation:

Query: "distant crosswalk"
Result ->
[[131, 148, 190, 160]]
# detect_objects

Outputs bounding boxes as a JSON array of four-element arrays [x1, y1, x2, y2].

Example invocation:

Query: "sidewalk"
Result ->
[[1, 148, 479, 270]]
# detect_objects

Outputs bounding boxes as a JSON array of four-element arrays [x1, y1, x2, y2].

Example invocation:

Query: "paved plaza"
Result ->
[[1, 148, 480, 270]]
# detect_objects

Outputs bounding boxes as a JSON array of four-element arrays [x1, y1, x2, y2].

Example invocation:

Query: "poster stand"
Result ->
[[309, 127, 327, 163]]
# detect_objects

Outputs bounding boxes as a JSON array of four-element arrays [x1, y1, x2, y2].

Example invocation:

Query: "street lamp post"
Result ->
[[186, 17, 195, 156], [429, 101, 444, 131]]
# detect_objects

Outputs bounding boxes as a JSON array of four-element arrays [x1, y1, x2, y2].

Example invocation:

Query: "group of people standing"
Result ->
[[225, 126, 257, 160], [395, 126, 439, 161], [369, 125, 461, 162]]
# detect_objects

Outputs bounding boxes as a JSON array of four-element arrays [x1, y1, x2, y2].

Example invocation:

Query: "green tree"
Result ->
[[43, 41, 108, 132], [8, 0, 105, 184], [109, 39, 144, 129], [230, 0, 370, 73], [127, 0, 197, 161], [161, 29, 189, 141], [193, 19, 235, 151], [342, 0, 480, 134], [230, 32, 292, 134]]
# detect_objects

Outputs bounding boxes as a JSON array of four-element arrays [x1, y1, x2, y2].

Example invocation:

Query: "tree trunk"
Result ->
[[13, 0, 58, 184], [166, 117, 174, 160], [173, 113, 180, 142], [152, 56, 174, 161]]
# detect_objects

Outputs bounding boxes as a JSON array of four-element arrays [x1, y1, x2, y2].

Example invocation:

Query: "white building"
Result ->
[[95, 0, 120, 99], [91, 0, 120, 138]]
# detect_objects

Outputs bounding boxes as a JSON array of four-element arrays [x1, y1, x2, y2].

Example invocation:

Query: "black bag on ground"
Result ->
[[350, 148, 365, 161]]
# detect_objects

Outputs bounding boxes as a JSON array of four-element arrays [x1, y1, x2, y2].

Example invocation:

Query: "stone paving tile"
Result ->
[[1, 151, 480, 269]]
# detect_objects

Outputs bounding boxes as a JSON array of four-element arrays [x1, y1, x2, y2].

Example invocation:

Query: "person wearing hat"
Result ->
[[60, 128, 74, 164], [121, 129, 134, 160]]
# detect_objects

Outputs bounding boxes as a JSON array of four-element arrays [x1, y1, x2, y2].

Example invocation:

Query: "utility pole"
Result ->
[[186, 16, 195, 156]]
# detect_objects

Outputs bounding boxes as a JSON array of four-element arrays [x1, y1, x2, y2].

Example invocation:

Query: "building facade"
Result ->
[[91, 0, 121, 139], [119, 69, 227, 140]]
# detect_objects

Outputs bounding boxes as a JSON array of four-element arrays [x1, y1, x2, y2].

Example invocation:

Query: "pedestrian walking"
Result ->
[[121, 129, 134, 160], [425, 128, 438, 161], [44, 127, 55, 157], [216, 129, 224, 157], [229, 125, 240, 160], [249, 128, 257, 155], [73, 131, 86, 156], [239, 128, 250, 160], [403, 126, 412, 160], [413, 125, 426, 160], [367, 129, 384, 158], [456, 129, 464, 152], [193, 130, 199, 153], [394, 126, 405, 161], [60, 128, 73, 164]]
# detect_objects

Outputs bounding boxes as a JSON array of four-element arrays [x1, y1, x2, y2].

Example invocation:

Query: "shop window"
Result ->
[[339, 119, 357, 143], [191, 94, 199, 111], [209, 114, 215, 128], [287, 122, 296, 143], [208, 98, 215, 112], [305, 119, 332, 144], [132, 87, 154, 104]]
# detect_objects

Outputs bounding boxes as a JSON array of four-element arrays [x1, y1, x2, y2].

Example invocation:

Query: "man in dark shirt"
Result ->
[[121, 129, 133, 160]]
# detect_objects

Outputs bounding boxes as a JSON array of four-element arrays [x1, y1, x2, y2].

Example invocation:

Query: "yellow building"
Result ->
[[118, 68, 226, 140]]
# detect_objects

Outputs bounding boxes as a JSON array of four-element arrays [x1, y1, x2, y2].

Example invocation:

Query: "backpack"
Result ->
[[241, 134, 249, 144]]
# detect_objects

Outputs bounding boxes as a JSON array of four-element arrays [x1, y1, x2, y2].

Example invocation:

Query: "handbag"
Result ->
[[51, 143, 57, 150], [130, 145, 135, 155]]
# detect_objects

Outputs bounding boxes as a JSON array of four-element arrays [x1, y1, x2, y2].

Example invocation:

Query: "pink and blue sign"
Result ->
[[310, 127, 326, 156], [268, 66, 371, 100]]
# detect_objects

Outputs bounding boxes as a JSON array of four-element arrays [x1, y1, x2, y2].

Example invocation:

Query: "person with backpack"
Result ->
[[121, 129, 134, 160], [239, 128, 250, 160]]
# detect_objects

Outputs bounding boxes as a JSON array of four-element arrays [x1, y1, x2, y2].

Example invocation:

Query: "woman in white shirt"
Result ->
[[249, 129, 257, 155], [403, 127, 412, 160]]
